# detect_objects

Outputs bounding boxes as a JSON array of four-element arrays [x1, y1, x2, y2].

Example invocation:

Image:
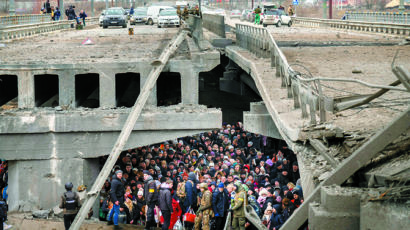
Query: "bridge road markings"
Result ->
[[68, 29, 189, 230], [280, 106, 410, 230]]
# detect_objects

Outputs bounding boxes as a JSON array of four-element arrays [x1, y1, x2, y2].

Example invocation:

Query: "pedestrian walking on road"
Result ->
[[254, 6, 261, 25]]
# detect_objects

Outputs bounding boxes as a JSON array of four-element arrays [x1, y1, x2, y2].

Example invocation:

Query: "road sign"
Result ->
[[293, 0, 299, 5]]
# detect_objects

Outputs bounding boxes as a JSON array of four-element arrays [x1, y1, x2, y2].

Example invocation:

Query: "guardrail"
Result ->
[[345, 11, 409, 24], [293, 17, 410, 36], [0, 18, 99, 41], [202, 13, 226, 38], [235, 23, 327, 125], [0, 14, 51, 27]]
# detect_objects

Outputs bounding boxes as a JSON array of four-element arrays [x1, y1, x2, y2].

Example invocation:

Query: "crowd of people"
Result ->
[[40, 0, 88, 26], [97, 121, 303, 230]]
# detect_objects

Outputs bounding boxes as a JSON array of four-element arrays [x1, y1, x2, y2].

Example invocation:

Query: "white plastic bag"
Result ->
[[173, 219, 183, 230]]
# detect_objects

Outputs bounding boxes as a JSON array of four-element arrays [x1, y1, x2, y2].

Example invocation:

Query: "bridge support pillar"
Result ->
[[59, 70, 75, 109], [180, 68, 199, 105], [100, 72, 116, 108], [18, 71, 35, 108], [141, 68, 157, 106]]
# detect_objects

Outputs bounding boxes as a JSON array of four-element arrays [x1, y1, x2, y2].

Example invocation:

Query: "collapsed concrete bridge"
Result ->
[[0, 12, 409, 230]]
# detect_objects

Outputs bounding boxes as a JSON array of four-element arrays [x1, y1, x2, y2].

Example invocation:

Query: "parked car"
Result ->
[[102, 7, 128, 28], [99, 10, 106, 27], [130, 10, 148, 25], [241, 9, 252, 21], [157, 9, 180, 28], [230, 9, 241, 19], [263, 9, 292, 27], [146, 5, 174, 25]]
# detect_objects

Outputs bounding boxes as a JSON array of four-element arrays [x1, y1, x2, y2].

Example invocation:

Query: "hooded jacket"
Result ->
[[269, 204, 284, 230], [183, 172, 197, 210], [212, 188, 229, 217], [144, 176, 158, 206], [159, 183, 173, 212]]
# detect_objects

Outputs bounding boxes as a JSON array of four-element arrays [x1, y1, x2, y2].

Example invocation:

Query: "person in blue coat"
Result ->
[[79, 10, 87, 26], [269, 204, 284, 230], [183, 172, 198, 213], [212, 183, 229, 229]]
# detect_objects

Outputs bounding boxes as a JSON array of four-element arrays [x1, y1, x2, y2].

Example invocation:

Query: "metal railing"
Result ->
[[0, 14, 51, 27], [345, 11, 409, 24], [202, 13, 226, 38], [235, 23, 327, 125], [293, 17, 410, 36], [0, 18, 99, 41]]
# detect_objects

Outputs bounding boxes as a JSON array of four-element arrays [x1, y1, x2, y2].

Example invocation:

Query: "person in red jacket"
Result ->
[[169, 197, 182, 229]]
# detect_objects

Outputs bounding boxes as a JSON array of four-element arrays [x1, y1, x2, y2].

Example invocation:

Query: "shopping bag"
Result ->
[[173, 219, 183, 230], [183, 207, 196, 223]]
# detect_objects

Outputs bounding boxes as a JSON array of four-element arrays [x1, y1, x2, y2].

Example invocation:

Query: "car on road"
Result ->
[[102, 7, 128, 28], [99, 10, 106, 27], [263, 9, 292, 27], [241, 9, 252, 21], [130, 9, 148, 25], [229, 9, 241, 19], [146, 5, 174, 25], [157, 9, 180, 28]]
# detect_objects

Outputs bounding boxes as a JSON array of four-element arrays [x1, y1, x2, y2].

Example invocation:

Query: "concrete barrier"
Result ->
[[0, 18, 99, 41], [293, 17, 410, 36], [202, 13, 226, 38], [0, 14, 51, 27], [345, 11, 409, 24]]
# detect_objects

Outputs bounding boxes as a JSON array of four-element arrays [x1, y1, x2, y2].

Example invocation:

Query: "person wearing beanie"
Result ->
[[144, 170, 158, 230], [212, 182, 229, 229], [159, 181, 172, 230]]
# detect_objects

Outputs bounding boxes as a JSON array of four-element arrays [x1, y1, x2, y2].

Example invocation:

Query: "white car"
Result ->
[[157, 9, 180, 28], [146, 5, 174, 25], [99, 10, 106, 26], [263, 9, 292, 27]]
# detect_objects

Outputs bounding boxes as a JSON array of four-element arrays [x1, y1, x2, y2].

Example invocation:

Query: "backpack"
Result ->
[[176, 181, 187, 200], [64, 191, 77, 210]]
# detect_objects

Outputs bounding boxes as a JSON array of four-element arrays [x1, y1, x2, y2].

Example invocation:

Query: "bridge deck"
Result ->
[[271, 27, 410, 134], [0, 25, 188, 65]]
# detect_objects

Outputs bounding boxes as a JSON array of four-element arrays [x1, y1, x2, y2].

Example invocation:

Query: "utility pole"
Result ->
[[91, 0, 94, 17], [106, 0, 109, 9], [329, 0, 332, 19], [9, 0, 15, 15], [323, 0, 327, 19], [59, 0, 64, 12], [398, 0, 405, 13]]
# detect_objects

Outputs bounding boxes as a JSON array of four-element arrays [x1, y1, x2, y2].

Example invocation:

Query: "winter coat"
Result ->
[[183, 173, 197, 211], [79, 12, 87, 19], [159, 184, 173, 211], [169, 198, 182, 229], [269, 207, 284, 230], [144, 176, 158, 206], [110, 176, 125, 204], [212, 188, 229, 217]]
